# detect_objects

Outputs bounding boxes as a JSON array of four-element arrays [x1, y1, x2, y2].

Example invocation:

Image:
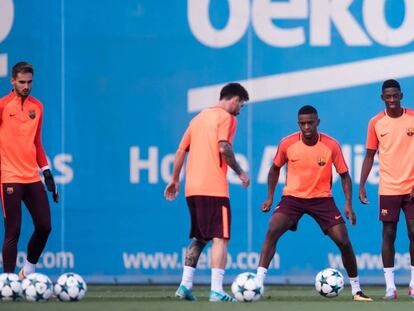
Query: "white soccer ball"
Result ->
[[22, 273, 53, 301], [0, 273, 22, 301], [231, 272, 264, 302], [315, 268, 344, 298], [54, 272, 87, 302]]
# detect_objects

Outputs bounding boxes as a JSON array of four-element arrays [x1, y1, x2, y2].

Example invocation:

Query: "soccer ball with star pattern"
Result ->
[[54, 273, 87, 301], [0, 273, 22, 301], [22, 273, 53, 301], [231, 272, 263, 302], [315, 268, 344, 298]]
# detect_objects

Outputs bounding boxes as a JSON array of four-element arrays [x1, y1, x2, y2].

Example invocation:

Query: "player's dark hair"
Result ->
[[12, 62, 34, 79], [298, 105, 318, 116], [382, 79, 400, 91], [220, 83, 249, 101]]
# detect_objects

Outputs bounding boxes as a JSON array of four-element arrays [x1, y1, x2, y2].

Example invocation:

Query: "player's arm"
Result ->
[[0, 100, 5, 125], [358, 149, 376, 204], [164, 149, 187, 201], [219, 141, 250, 188], [262, 164, 281, 213], [164, 128, 190, 201], [34, 112, 59, 203], [339, 171, 356, 225]]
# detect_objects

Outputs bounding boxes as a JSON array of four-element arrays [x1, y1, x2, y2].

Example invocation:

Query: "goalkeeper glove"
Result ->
[[43, 169, 59, 203]]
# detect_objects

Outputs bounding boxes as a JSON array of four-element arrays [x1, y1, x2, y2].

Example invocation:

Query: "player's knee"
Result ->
[[336, 238, 351, 251], [36, 223, 51, 236], [265, 227, 283, 242], [407, 229, 414, 241], [383, 230, 396, 242], [194, 238, 208, 246], [212, 237, 229, 248], [5, 227, 21, 241]]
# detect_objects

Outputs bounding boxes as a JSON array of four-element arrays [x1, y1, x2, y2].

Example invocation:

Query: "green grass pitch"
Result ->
[[2, 285, 414, 310]]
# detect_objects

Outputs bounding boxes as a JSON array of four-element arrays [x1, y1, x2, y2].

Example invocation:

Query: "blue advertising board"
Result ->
[[1, 0, 414, 284]]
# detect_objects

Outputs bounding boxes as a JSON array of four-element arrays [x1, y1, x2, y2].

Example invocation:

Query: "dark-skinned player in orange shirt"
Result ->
[[255, 105, 372, 302], [359, 79, 414, 300]]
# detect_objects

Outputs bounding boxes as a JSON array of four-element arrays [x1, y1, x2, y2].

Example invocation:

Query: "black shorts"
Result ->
[[379, 194, 414, 222], [1, 182, 50, 219], [186, 196, 231, 240], [273, 196, 345, 234]]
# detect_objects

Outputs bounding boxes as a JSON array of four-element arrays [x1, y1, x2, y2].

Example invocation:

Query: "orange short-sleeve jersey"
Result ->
[[274, 132, 348, 199], [0, 91, 48, 183], [365, 108, 414, 195], [179, 107, 237, 198]]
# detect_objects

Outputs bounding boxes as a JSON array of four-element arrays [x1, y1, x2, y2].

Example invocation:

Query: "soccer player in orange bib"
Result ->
[[0, 62, 59, 277], [359, 79, 414, 300], [165, 83, 250, 302], [255, 105, 372, 302]]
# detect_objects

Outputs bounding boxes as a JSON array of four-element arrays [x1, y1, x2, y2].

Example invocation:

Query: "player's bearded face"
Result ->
[[230, 97, 244, 116], [12, 72, 33, 98], [298, 113, 319, 140]]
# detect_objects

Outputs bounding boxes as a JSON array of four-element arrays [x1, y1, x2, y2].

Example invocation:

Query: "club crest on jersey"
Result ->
[[406, 127, 414, 136], [28, 110, 36, 119], [317, 157, 326, 166], [6, 187, 13, 195], [381, 209, 388, 216]]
